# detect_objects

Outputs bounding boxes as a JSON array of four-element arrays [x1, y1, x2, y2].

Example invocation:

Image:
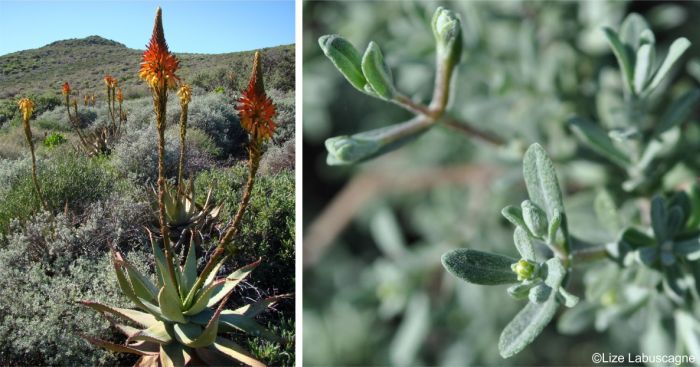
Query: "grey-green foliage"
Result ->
[[305, 2, 700, 366], [443, 143, 578, 358], [573, 13, 697, 192], [0, 210, 152, 366], [124, 93, 246, 155], [111, 124, 218, 183], [319, 7, 463, 166]]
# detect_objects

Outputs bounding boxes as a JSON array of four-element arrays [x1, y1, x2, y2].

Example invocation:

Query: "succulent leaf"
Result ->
[[113, 323, 141, 338], [148, 229, 167, 287], [177, 287, 231, 348], [79, 333, 158, 356], [112, 251, 149, 310], [181, 237, 198, 297], [230, 293, 291, 318], [207, 259, 261, 307], [217, 312, 280, 342], [184, 279, 227, 316], [158, 284, 186, 323], [134, 354, 160, 367], [213, 337, 266, 367], [79, 301, 158, 328], [128, 321, 172, 345], [159, 342, 189, 367], [172, 322, 205, 347], [121, 255, 159, 303]]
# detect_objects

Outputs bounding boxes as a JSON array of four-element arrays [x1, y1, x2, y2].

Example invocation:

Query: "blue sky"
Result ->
[[0, 0, 295, 56]]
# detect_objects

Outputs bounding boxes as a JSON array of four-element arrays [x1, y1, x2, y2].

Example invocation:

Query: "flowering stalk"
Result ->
[[62, 82, 88, 147], [186, 51, 277, 303], [104, 76, 118, 130], [116, 87, 125, 133], [139, 7, 181, 290], [18, 98, 49, 211], [176, 84, 191, 189]]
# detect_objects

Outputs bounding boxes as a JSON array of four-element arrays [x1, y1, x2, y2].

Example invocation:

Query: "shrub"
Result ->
[[0, 211, 152, 366], [121, 93, 246, 156], [36, 104, 98, 130], [184, 93, 246, 154], [306, 2, 700, 366], [195, 164, 295, 294], [269, 89, 295, 145], [111, 124, 219, 183], [260, 136, 295, 174], [42, 132, 66, 148], [0, 151, 115, 232]]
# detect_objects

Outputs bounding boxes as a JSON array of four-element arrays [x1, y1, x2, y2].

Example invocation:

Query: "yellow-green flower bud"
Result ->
[[512, 259, 537, 281]]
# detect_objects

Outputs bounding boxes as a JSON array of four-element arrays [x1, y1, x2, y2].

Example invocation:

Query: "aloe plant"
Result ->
[[80, 235, 288, 366], [152, 180, 223, 240]]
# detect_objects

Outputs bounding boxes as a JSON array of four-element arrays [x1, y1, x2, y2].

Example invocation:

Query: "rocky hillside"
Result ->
[[0, 35, 294, 100]]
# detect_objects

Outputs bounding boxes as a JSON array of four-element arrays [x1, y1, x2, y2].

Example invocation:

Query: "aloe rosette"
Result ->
[[151, 181, 223, 239], [80, 234, 287, 366]]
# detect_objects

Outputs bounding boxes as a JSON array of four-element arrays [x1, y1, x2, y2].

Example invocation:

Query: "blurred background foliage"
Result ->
[[303, 1, 700, 365]]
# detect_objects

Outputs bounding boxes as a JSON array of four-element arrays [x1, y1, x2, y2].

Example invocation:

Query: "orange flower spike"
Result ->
[[139, 7, 180, 90], [116, 88, 123, 103], [62, 82, 71, 96], [177, 84, 192, 105], [236, 51, 277, 142], [18, 98, 35, 122]]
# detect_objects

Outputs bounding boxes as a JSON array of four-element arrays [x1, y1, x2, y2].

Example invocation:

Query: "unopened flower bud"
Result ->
[[512, 259, 538, 281], [431, 7, 463, 67]]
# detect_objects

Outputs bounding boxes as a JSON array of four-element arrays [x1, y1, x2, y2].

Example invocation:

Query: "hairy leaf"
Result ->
[[442, 249, 518, 285], [513, 226, 536, 261], [654, 89, 700, 137], [522, 143, 565, 220], [603, 27, 634, 91], [361, 41, 395, 99], [498, 296, 558, 358], [647, 37, 691, 91], [569, 117, 631, 168], [318, 35, 367, 92]]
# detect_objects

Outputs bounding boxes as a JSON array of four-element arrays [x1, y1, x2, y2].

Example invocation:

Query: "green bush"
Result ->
[[0, 152, 115, 233], [195, 163, 295, 294], [42, 132, 66, 148]]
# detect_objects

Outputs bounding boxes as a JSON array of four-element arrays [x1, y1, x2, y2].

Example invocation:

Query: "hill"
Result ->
[[0, 35, 294, 100]]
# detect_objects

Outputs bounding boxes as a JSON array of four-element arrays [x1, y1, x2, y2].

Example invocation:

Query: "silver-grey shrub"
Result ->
[[123, 93, 245, 154], [260, 134, 295, 175], [111, 124, 219, 183], [0, 210, 154, 366]]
